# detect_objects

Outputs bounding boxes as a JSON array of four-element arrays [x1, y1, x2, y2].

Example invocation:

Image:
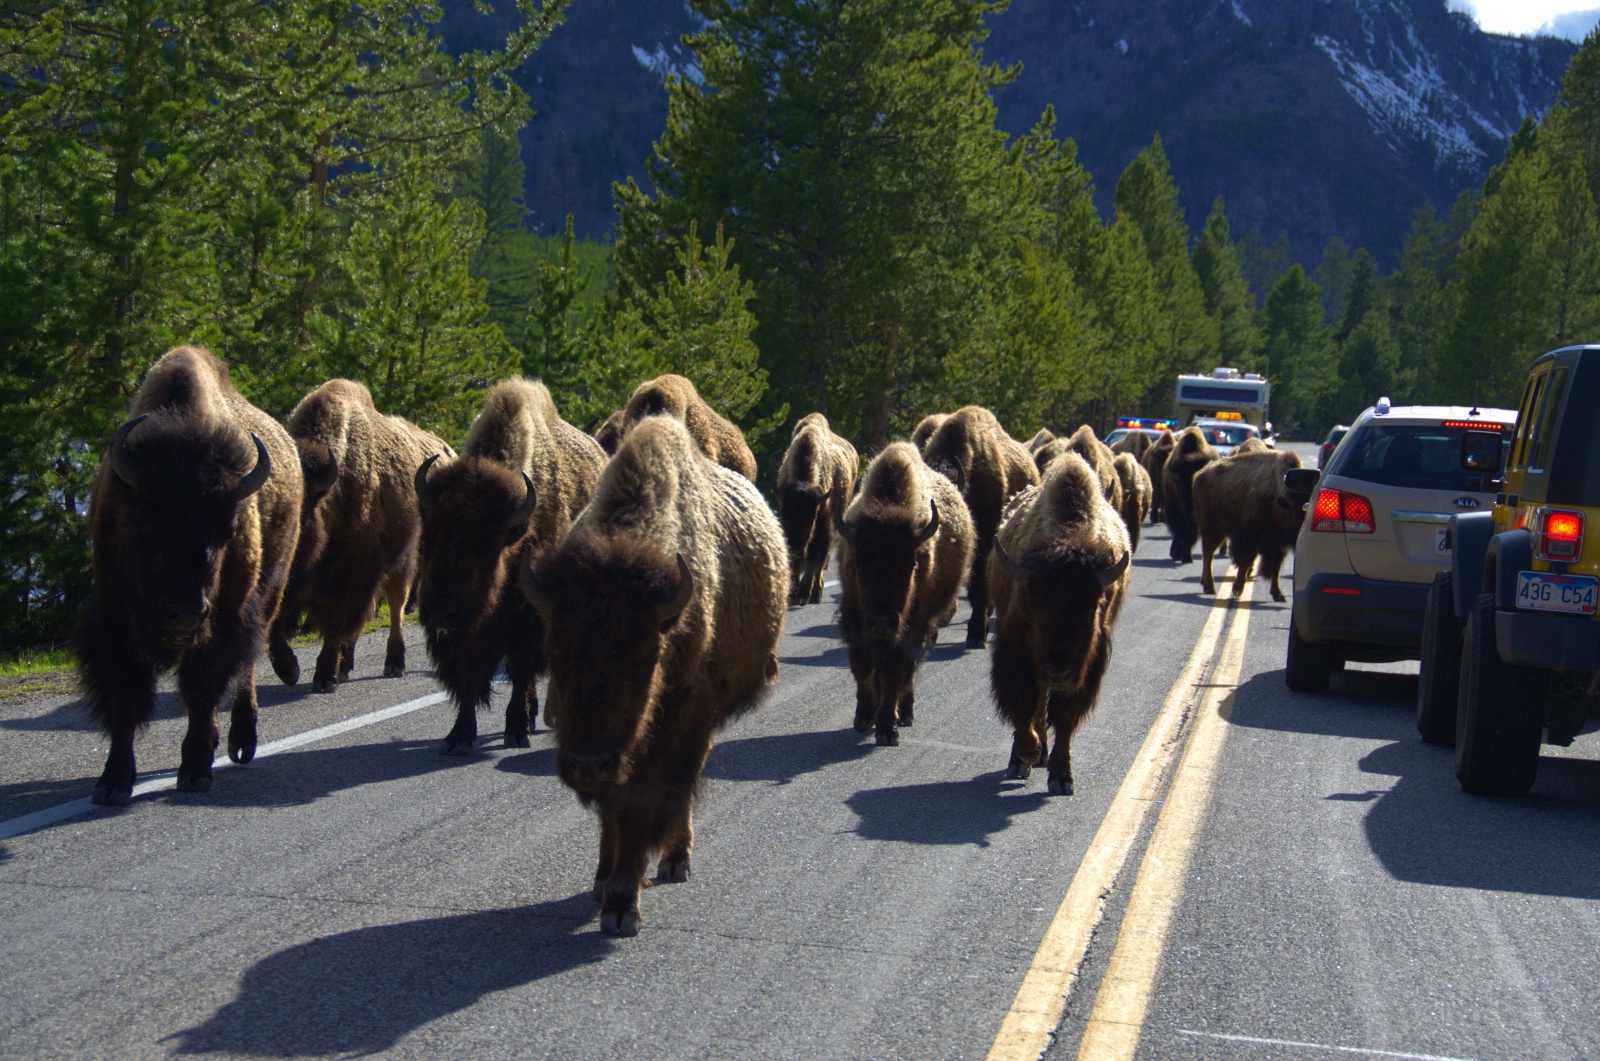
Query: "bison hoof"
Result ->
[[1272, 590, 1286, 603], [897, 711, 914, 727], [440, 735, 477, 756], [91, 781, 132, 807], [853, 706, 874, 733], [227, 740, 256, 765], [382, 664, 405, 678], [312, 676, 338, 694], [175, 771, 212, 793], [875, 727, 899, 747], [1008, 759, 1033, 780], [658, 855, 691, 884], [504, 730, 531, 750], [270, 655, 300, 686], [1047, 775, 1075, 796], [600, 908, 640, 938], [965, 632, 987, 648]]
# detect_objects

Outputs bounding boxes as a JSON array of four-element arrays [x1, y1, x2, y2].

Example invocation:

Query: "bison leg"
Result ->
[[599, 814, 652, 938], [1261, 546, 1289, 603], [174, 617, 258, 791], [311, 637, 341, 694], [846, 642, 877, 733], [502, 673, 534, 749], [93, 728, 139, 807], [966, 553, 992, 647], [656, 804, 694, 884], [227, 673, 259, 765], [1044, 651, 1110, 796], [875, 659, 913, 746], [267, 621, 301, 687], [80, 606, 156, 806], [897, 686, 915, 727], [992, 631, 1043, 779], [338, 637, 356, 684], [1200, 531, 1224, 596], [382, 569, 410, 678], [440, 701, 479, 756], [593, 806, 620, 902]]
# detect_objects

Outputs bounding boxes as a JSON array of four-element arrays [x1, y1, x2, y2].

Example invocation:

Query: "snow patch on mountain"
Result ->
[[1314, 32, 1502, 170], [632, 43, 704, 87]]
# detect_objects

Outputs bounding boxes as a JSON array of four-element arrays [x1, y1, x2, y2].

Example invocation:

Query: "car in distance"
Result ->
[[1284, 400, 1516, 693], [1318, 424, 1350, 470], [1417, 346, 1600, 796], [1189, 415, 1264, 457], [1104, 417, 1176, 450]]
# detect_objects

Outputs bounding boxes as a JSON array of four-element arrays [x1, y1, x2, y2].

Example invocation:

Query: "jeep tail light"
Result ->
[[1535, 508, 1584, 562], [1311, 488, 1375, 534]]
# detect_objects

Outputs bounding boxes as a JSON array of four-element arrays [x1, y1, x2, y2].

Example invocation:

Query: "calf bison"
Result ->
[[1141, 430, 1175, 524], [1113, 453, 1153, 549], [77, 346, 302, 805], [776, 413, 858, 605], [989, 451, 1131, 795], [1193, 448, 1306, 601], [621, 373, 756, 481], [523, 415, 788, 937], [267, 379, 454, 693], [922, 406, 1040, 646], [836, 443, 976, 745], [415, 379, 605, 754], [1162, 426, 1218, 563]]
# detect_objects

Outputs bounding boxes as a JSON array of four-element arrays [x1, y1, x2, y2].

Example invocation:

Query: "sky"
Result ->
[[1449, 0, 1600, 40]]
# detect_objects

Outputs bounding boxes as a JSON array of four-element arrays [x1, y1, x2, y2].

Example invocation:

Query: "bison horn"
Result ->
[[995, 538, 1031, 582], [658, 554, 695, 629], [414, 454, 441, 507], [109, 414, 149, 490], [832, 506, 857, 544], [950, 454, 966, 492], [1097, 550, 1130, 588], [915, 499, 941, 544], [506, 471, 538, 529], [233, 434, 272, 500]]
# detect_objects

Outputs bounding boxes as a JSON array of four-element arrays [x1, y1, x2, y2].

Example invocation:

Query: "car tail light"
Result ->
[[1311, 488, 1375, 534], [1535, 508, 1584, 562]]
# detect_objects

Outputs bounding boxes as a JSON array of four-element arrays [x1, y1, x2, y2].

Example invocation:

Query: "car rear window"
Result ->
[[1327, 423, 1508, 492], [1199, 424, 1257, 446]]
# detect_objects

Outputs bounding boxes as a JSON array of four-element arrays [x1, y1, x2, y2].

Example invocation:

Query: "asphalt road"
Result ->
[[3, 443, 1598, 1060]]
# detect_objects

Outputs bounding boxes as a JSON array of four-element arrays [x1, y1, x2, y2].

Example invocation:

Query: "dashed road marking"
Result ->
[[1176, 1030, 1485, 1061]]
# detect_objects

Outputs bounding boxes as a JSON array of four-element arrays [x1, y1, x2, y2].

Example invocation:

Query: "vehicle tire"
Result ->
[[1416, 571, 1463, 745], [1285, 614, 1334, 693], [1455, 593, 1543, 797]]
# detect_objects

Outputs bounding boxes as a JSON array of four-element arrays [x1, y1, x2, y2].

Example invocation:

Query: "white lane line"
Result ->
[[0, 690, 447, 841], [824, 580, 840, 588], [1176, 1030, 1486, 1061]]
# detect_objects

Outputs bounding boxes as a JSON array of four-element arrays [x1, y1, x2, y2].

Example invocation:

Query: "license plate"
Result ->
[[1435, 528, 1450, 554], [1516, 571, 1599, 615]]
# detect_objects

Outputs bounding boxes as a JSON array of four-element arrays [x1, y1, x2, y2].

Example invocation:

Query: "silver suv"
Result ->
[[1285, 401, 1516, 692]]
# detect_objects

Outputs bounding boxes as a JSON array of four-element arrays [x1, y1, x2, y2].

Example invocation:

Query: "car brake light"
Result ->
[[1311, 487, 1375, 534], [1535, 508, 1584, 562]]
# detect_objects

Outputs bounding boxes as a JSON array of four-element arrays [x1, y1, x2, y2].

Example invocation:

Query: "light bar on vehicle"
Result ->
[[1440, 420, 1509, 431], [1212, 411, 1244, 421], [1116, 417, 1178, 430]]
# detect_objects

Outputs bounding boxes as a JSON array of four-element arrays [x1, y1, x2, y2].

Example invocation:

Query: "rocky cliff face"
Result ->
[[443, 0, 1575, 263]]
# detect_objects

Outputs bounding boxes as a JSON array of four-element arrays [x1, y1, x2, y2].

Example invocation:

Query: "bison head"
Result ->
[[995, 539, 1127, 693], [105, 414, 272, 656], [413, 455, 537, 646], [522, 536, 694, 796], [836, 499, 940, 646]]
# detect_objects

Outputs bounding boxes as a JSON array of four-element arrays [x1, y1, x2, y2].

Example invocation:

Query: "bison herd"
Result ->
[[75, 346, 1303, 935]]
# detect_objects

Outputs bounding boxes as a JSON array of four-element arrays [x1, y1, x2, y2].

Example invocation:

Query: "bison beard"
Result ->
[[77, 347, 300, 806]]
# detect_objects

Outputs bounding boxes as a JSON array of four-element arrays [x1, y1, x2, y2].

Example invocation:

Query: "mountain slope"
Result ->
[[442, 0, 1575, 264]]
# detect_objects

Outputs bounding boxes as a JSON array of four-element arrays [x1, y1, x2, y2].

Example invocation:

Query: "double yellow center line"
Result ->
[[987, 572, 1256, 1061]]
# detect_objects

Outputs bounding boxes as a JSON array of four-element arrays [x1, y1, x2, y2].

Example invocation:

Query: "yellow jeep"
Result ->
[[1417, 345, 1600, 795]]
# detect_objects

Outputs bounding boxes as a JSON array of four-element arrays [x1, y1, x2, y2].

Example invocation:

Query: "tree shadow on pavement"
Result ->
[[845, 772, 1048, 847], [167, 894, 609, 1057]]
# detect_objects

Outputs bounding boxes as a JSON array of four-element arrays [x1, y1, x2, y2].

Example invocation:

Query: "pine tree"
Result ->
[[1261, 266, 1332, 436], [1192, 198, 1264, 372]]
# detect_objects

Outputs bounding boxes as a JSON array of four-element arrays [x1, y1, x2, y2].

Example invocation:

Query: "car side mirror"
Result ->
[[1284, 467, 1320, 503], [1461, 430, 1502, 474]]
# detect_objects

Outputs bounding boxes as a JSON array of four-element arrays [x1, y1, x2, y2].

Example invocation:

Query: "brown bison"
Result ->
[[1113, 453, 1153, 550], [776, 413, 858, 605], [1231, 436, 1270, 455], [1110, 430, 1151, 459], [620, 373, 756, 481], [76, 346, 301, 805], [1025, 428, 1056, 453], [415, 379, 605, 754], [593, 409, 625, 455], [266, 379, 454, 693], [523, 415, 788, 937], [1036, 425, 1122, 512], [921, 406, 1039, 647], [989, 451, 1131, 795], [1163, 426, 1219, 564], [836, 442, 977, 744], [1193, 448, 1306, 601], [1141, 430, 1176, 524], [911, 413, 950, 451]]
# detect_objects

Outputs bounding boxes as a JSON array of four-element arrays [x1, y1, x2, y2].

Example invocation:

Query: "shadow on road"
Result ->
[[845, 772, 1048, 847], [706, 728, 874, 784], [168, 894, 608, 1057], [1228, 667, 1600, 899]]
